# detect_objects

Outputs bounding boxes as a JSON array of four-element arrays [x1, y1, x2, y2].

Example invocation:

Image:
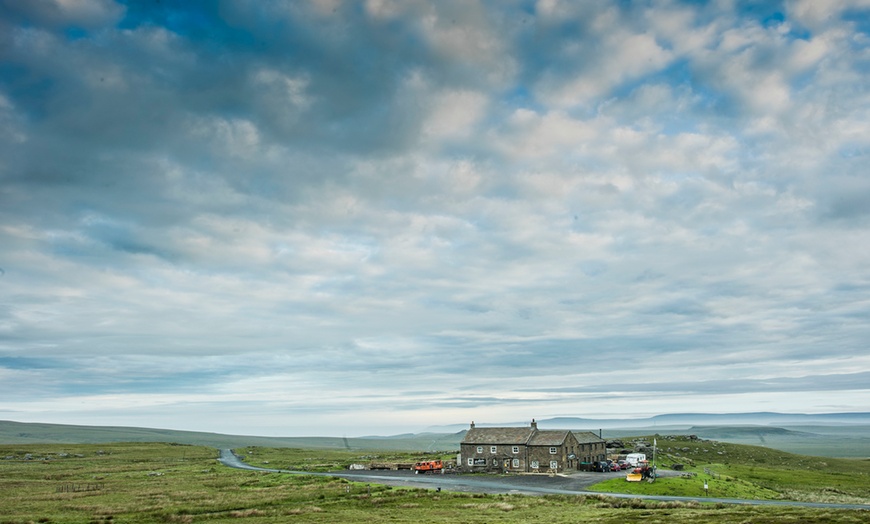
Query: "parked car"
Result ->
[[593, 461, 610, 472]]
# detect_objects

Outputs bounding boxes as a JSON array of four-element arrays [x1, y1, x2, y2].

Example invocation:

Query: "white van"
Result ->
[[625, 453, 647, 466]]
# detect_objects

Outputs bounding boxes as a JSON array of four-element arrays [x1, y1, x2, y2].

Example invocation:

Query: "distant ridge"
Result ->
[[3, 413, 868, 458], [0, 420, 461, 451], [424, 412, 870, 433]]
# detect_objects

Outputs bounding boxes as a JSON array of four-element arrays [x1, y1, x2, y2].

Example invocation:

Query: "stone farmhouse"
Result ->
[[459, 419, 606, 473]]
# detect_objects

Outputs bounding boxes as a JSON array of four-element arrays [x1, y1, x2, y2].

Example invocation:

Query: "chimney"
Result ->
[[530, 418, 537, 430], [470, 421, 475, 429]]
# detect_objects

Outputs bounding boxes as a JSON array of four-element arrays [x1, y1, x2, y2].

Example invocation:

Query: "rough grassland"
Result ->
[[1, 442, 867, 523], [590, 435, 870, 505]]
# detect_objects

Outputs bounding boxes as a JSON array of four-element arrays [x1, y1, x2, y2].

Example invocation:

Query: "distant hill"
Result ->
[[3, 414, 868, 458], [427, 413, 870, 458], [427, 412, 870, 433], [687, 425, 821, 439], [0, 420, 462, 452]]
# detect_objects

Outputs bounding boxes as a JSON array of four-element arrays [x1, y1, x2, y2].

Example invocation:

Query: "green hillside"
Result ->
[[603, 424, 870, 458], [593, 434, 870, 505], [0, 420, 462, 451]]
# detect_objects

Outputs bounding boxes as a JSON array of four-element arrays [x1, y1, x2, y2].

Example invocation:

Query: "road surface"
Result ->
[[217, 449, 869, 510]]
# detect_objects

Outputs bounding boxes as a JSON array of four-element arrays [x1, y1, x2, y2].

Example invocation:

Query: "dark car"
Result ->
[[593, 461, 611, 472]]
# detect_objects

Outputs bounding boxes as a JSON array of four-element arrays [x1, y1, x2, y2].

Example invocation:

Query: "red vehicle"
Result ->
[[414, 460, 443, 474], [632, 464, 654, 479]]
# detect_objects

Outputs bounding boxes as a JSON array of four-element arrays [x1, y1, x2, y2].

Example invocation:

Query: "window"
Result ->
[[476, 446, 483, 454], [512, 446, 519, 453], [550, 460, 558, 470], [490, 446, 497, 454], [467, 458, 474, 466], [549, 447, 557, 454], [512, 459, 520, 468], [530, 460, 539, 469]]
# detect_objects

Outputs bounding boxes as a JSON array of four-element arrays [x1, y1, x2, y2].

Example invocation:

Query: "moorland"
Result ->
[[1, 427, 868, 523]]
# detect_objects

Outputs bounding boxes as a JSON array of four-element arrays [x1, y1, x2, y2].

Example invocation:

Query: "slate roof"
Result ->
[[527, 430, 571, 446], [461, 426, 606, 446], [573, 431, 605, 444], [462, 426, 534, 445]]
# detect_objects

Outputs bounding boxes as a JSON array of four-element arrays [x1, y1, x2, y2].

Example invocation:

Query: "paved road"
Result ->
[[217, 449, 869, 510]]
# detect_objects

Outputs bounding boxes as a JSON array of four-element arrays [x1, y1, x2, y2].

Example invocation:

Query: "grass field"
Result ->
[[590, 435, 870, 505], [3, 441, 867, 523]]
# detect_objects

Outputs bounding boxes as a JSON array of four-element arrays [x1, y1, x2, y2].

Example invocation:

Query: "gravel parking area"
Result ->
[[220, 448, 673, 496], [336, 468, 655, 495]]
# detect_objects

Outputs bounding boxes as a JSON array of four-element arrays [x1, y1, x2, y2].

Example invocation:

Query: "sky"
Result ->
[[1, 0, 869, 438]]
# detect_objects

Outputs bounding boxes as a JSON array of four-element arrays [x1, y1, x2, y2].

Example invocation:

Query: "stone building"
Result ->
[[459, 419, 606, 473]]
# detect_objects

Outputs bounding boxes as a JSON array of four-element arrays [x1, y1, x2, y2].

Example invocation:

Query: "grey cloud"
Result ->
[[0, 1, 868, 436], [524, 371, 870, 397], [0, 0, 125, 30]]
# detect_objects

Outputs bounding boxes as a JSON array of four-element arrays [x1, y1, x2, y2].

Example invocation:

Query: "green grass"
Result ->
[[1, 442, 868, 523], [592, 472, 782, 500], [590, 435, 870, 504]]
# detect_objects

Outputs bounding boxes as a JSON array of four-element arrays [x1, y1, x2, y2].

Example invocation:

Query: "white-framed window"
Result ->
[[549, 447, 557, 454], [467, 458, 474, 466], [530, 460, 539, 469], [490, 446, 497, 454], [476, 446, 483, 453], [512, 458, 520, 468], [512, 446, 519, 453], [550, 460, 558, 470]]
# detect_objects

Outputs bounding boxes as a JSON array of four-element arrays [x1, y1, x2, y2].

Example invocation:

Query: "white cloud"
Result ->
[[538, 31, 674, 108], [787, 0, 870, 31], [0, 0, 868, 436], [422, 89, 489, 142], [495, 109, 598, 160]]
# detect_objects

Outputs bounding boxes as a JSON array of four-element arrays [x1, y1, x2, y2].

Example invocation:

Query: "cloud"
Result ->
[[0, 0, 125, 30], [0, 0, 868, 436]]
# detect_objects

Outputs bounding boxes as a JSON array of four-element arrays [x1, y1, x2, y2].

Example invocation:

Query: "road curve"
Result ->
[[217, 449, 868, 511]]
